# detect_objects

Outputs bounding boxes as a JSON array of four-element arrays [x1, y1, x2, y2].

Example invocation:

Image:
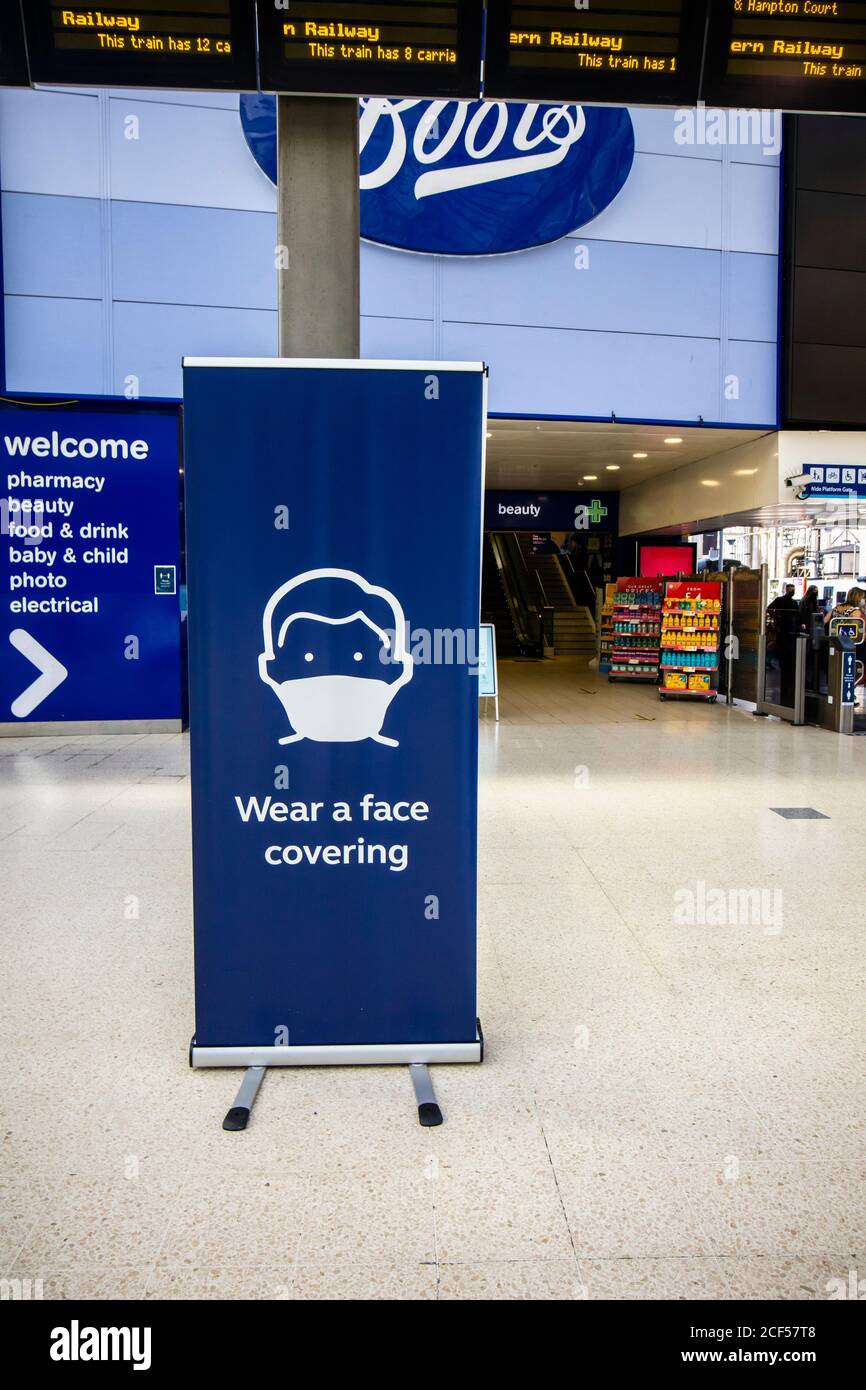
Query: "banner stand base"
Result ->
[[222, 1065, 266, 1131], [409, 1063, 443, 1127], [195, 1022, 483, 1130]]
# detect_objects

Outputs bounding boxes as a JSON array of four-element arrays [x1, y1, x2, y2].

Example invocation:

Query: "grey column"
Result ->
[[276, 96, 360, 359]]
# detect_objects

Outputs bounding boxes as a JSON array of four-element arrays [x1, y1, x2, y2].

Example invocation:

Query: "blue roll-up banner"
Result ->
[[1, 404, 181, 727], [182, 360, 486, 1065]]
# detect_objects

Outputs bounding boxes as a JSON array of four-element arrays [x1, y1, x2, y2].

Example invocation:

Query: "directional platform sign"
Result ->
[[703, 0, 866, 114], [22, 0, 258, 92], [255, 0, 483, 99], [1, 404, 182, 726], [484, 0, 706, 107]]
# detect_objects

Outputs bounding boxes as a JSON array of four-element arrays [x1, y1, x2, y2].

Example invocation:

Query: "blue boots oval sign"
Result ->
[[240, 95, 635, 257]]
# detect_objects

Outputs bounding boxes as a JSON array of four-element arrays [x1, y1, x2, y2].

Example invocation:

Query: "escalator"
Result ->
[[481, 533, 546, 658], [481, 539, 520, 656], [513, 535, 597, 655], [481, 532, 598, 659]]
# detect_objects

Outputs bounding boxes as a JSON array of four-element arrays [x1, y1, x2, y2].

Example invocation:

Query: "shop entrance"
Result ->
[[482, 531, 605, 660]]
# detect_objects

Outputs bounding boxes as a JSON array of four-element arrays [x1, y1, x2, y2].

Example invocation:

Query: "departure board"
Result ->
[[255, 1, 483, 98], [703, 0, 866, 113], [484, 0, 707, 106], [0, 4, 29, 86], [22, 1, 257, 91]]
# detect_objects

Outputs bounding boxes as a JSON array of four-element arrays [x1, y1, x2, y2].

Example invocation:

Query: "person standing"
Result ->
[[825, 586, 866, 687], [767, 584, 799, 706], [824, 585, 866, 627], [768, 582, 798, 613], [799, 584, 820, 630]]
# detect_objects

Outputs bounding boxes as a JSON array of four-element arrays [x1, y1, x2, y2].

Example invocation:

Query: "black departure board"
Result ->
[[0, 3, 29, 86], [703, 0, 866, 113], [22, 1, 258, 91], [483, 0, 708, 106], [256, 1, 483, 98]]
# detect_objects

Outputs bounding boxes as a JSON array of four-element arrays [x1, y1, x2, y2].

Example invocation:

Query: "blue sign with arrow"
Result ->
[[1, 406, 181, 725]]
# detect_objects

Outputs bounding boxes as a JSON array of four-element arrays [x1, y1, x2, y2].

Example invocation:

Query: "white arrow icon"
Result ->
[[9, 629, 68, 718]]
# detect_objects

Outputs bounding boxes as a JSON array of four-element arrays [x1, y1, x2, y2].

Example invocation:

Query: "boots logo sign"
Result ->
[[240, 95, 635, 256]]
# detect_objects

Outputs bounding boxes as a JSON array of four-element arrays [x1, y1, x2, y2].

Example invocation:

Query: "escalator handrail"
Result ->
[[489, 532, 541, 650]]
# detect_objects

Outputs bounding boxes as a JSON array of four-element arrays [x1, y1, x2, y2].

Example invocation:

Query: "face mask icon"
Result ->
[[258, 568, 414, 746]]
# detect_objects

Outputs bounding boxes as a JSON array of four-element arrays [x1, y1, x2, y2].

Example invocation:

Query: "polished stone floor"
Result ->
[[2, 657, 864, 1300]]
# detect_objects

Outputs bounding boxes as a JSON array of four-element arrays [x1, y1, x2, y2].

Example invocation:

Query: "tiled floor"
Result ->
[[2, 657, 864, 1300]]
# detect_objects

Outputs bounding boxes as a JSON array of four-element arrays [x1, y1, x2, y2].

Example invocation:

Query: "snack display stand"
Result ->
[[609, 578, 663, 682], [659, 580, 722, 701], [598, 582, 615, 674]]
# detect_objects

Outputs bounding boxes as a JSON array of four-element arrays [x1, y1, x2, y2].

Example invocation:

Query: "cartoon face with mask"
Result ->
[[258, 568, 414, 746]]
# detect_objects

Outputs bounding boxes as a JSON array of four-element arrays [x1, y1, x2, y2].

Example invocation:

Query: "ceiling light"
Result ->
[[633, 452, 647, 459], [583, 474, 598, 481], [606, 465, 620, 471], [734, 468, 758, 476], [664, 437, 683, 445], [701, 479, 720, 487], [486, 431, 492, 438]]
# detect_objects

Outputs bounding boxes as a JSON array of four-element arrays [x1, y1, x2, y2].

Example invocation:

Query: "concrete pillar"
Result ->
[[276, 96, 360, 359]]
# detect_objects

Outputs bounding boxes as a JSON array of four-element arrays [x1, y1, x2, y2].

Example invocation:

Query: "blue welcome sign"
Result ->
[[1, 404, 181, 727], [240, 94, 634, 256]]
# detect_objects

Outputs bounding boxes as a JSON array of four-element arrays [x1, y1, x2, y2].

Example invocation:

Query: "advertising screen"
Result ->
[[639, 543, 697, 578]]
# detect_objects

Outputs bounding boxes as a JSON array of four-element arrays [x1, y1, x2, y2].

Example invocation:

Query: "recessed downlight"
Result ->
[[664, 437, 683, 445], [633, 452, 648, 459], [606, 465, 620, 471], [583, 474, 598, 481]]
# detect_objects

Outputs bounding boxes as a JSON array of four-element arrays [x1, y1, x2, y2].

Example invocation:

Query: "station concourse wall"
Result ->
[[0, 88, 779, 427]]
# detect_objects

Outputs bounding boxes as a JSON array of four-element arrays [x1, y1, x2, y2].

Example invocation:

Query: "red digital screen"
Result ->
[[639, 545, 696, 578]]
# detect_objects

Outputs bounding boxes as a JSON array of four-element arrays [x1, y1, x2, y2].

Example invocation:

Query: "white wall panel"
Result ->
[[112, 201, 276, 309], [108, 98, 275, 212], [443, 321, 722, 422], [4, 296, 104, 394], [360, 315, 435, 359], [441, 238, 721, 339], [360, 242, 435, 320], [2, 192, 102, 299], [112, 301, 276, 398], [729, 161, 781, 256], [0, 89, 100, 197], [580, 153, 722, 250]]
